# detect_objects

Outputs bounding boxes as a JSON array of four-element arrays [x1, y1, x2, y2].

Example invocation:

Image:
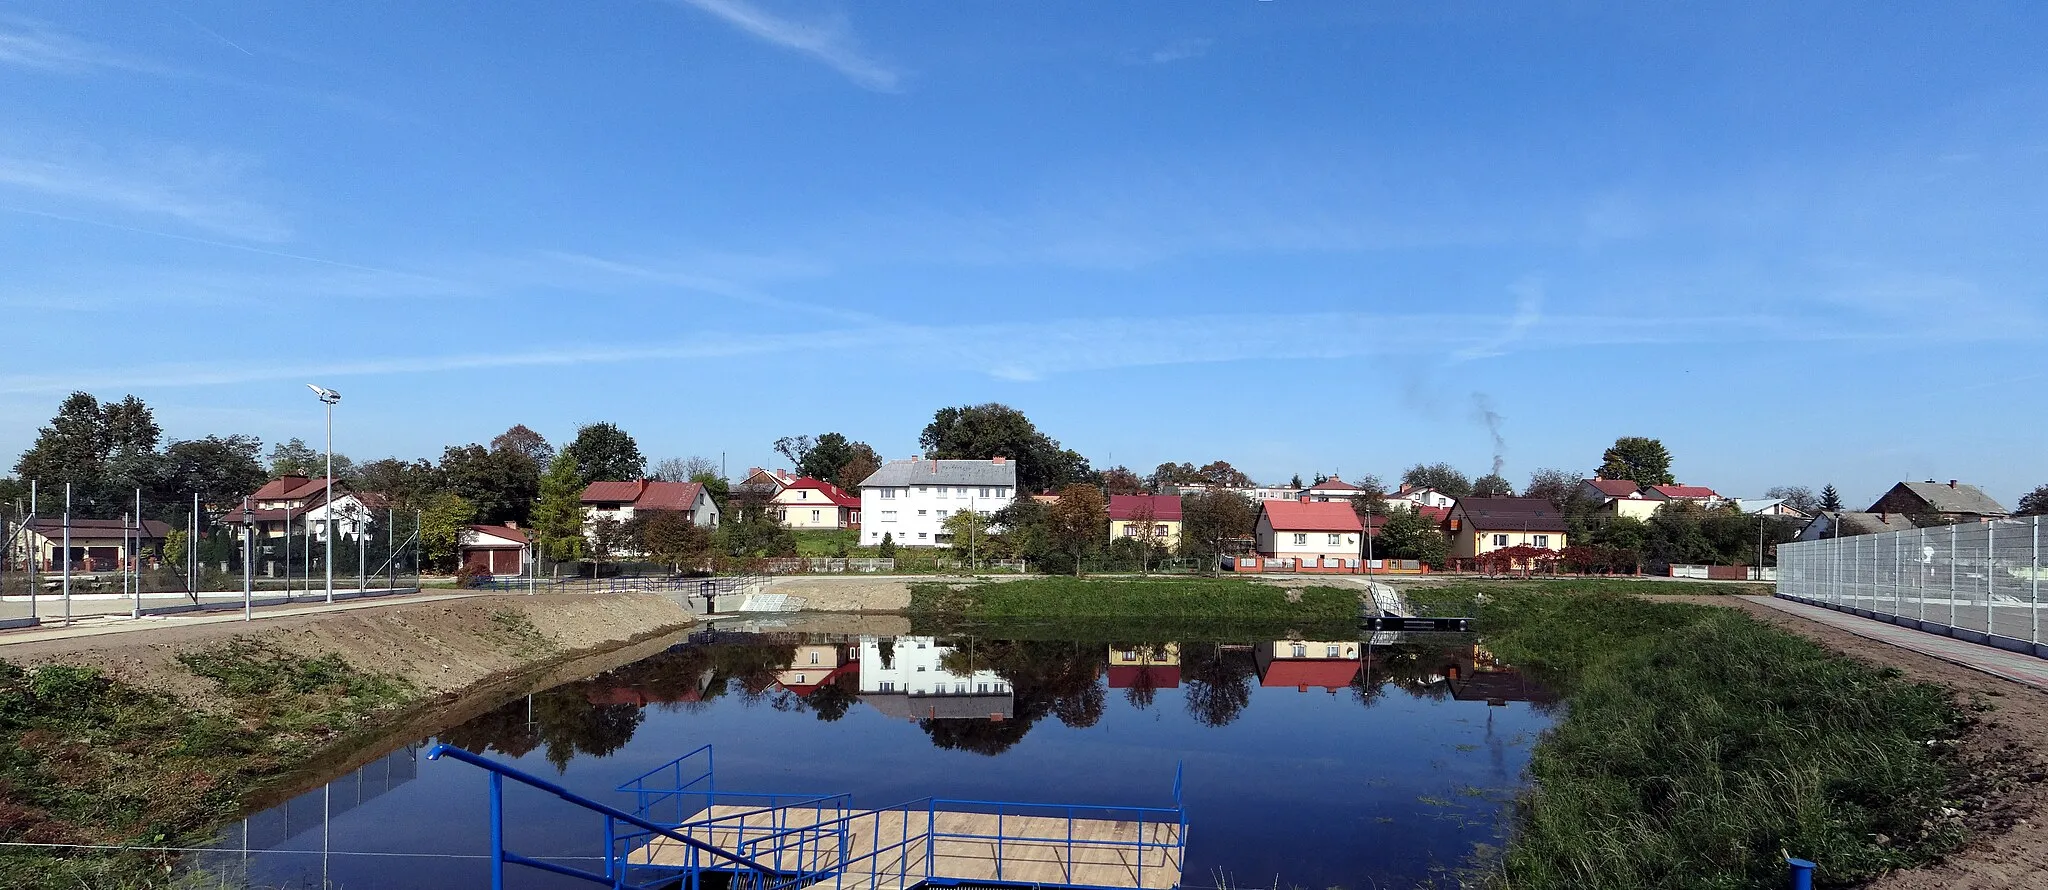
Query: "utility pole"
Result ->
[[309, 384, 341, 604], [61, 482, 71, 625]]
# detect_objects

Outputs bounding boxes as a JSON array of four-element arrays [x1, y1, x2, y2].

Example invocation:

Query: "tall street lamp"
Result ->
[[308, 384, 341, 604]]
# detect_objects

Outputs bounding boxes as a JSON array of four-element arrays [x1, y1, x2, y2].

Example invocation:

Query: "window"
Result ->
[[794, 673, 806, 683], [1327, 533, 1342, 546], [977, 682, 990, 693], [957, 487, 968, 496], [918, 486, 928, 494], [996, 487, 1009, 498], [1155, 524, 1168, 535], [1117, 649, 1137, 661], [1492, 534, 1509, 547], [1291, 643, 1307, 658], [809, 651, 820, 664], [1123, 525, 1138, 537], [917, 509, 927, 516], [879, 681, 895, 692], [1533, 534, 1549, 548], [810, 510, 820, 521], [936, 487, 947, 498], [979, 487, 990, 498], [799, 490, 808, 499], [879, 488, 896, 499], [1326, 645, 1341, 658], [880, 511, 896, 521], [1293, 533, 1307, 546], [918, 532, 927, 539], [956, 683, 968, 694], [916, 666, 926, 672]]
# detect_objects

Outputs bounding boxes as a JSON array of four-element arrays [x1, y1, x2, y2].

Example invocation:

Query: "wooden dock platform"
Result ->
[[635, 804, 1183, 890]]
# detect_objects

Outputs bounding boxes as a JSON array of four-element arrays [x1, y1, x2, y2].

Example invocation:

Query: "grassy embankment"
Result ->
[[909, 576, 1362, 639], [0, 634, 435, 888], [1405, 582, 1966, 889]]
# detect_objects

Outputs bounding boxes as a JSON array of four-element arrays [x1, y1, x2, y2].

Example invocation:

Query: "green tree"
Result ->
[[1289, 474, 1304, 490], [562, 422, 645, 484], [1401, 462, 1472, 497], [920, 403, 1090, 493], [1765, 485, 1821, 514], [1597, 436, 1676, 488], [691, 472, 731, 509], [159, 435, 267, 508], [489, 424, 554, 467], [942, 508, 994, 560], [14, 392, 163, 513], [835, 444, 882, 493], [1819, 484, 1844, 512], [1147, 462, 1202, 492], [1525, 468, 1580, 511], [2017, 485, 2048, 517], [1197, 461, 1253, 488], [1378, 508, 1447, 566], [716, 485, 796, 558], [441, 443, 540, 525], [1471, 473, 1514, 497], [419, 490, 477, 570], [1101, 466, 1147, 496], [1351, 474, 1390, 515], [1045, 483, 1108, 576], [878, 532, 896, 558], [632, 510, 711, 570], [356, 458, 446, 513], [531, 453, 587, 564], [1179, 490, 1258, 573]]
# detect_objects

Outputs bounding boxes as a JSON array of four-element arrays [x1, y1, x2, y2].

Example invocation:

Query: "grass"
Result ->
[[1413, 583, 1966, 889], [0, 641, 413, 888], [909, 576, 1362, 621], [791, 529, 861, 557]]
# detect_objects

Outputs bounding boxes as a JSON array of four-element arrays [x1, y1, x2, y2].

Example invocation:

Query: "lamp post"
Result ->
[[308, 385, 341, 604], [242, 496, 255, 621]]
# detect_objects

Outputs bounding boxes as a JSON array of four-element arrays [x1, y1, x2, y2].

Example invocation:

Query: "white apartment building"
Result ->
[[857, 635, 1014, 720], [858, 458, 1017, 547]]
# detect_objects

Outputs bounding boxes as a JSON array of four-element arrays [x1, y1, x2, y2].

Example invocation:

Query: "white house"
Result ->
[[1255, 500, 1365, 571], [1580, 478, 1660, 520], [219, 476, 385, 545], [1388, 483, 1458, 512], [858, 458, 1017, 548], [581, 480, 721, 532], [858, 635, 1013, 720]]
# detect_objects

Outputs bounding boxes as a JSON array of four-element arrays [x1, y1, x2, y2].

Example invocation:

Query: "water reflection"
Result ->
[[440, 632, 1553, 767]]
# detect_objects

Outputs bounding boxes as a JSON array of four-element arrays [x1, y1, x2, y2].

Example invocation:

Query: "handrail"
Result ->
[[426, 744, 777, 874]]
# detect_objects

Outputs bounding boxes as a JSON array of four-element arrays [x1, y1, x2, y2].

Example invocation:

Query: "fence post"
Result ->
[[1893, 529, 1902, 617], [1919, 527, 1927, 623]]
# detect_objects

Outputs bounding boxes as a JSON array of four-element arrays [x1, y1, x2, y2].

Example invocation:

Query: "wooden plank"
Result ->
[[637, 804, 1183, 890]]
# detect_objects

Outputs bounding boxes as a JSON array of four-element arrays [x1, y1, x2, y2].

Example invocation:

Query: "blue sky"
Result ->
[[2, 1, 2045, 507]]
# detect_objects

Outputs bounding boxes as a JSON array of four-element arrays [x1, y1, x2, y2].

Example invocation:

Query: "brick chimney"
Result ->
[[1949, 480, 1958, 488], [992, 456, 1006, 464]]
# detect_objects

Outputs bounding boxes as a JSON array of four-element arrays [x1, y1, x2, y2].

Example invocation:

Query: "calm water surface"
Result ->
[[196, 626, 1554, 890]]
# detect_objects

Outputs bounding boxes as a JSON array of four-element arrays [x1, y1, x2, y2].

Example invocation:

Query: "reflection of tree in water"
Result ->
[[1053, 679, 1105, 728], [1360, 643, 1458, 702], [439, 697, 542, 759], [766, 672, 861, 723], [536, 695, 643, 772], [1181, 643, 1255, 728], [1123, 667, 1161, 710], [716, 641, 799, 703], [918, 640, 1107, 755]]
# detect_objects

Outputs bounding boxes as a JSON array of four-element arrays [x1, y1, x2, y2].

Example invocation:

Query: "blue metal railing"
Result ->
[[426, 744, 781, 890]]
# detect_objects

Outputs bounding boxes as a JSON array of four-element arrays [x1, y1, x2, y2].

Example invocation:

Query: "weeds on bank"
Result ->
[[1447, 590, 1965, 890], [0, 643, 411, 888], [910, 577, 1360, 621], [483, 609, 555, 657]]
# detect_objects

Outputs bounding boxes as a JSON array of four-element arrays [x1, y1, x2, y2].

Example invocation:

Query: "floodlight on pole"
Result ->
[[308, 385, 340, 604]]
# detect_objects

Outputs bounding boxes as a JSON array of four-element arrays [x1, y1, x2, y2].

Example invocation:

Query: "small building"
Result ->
[[1254, 640, 1362, 694], [1107, 643, 1181, 690], [581, 479, 721, 532], [1641, 484, 1725, 509], [1731, 498, 1811, 519], [9, 517, 171, 572], [219, 476, 382, 545], [1448, 497, 1568, 561], [1866, 480, 2009, 524], [858, 635, 1013, 720], [1579, 478, 1660, 520], [1795, 511, 1921, 541], [773, 477, 861, 529], [1108, 494, 1183, 549], [1255, 500, 1364, 572], [857, 458, 1018, 548], [776, 644, 857, 696], [459, 524, 531, 576], [1388, 483, 1458, 511], [1301, 477, 1366, 503]]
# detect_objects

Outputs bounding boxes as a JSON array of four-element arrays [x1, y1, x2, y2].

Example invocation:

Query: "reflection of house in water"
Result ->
[[859, 635, 1013, 720], [1255, 640, 1361, 694], [776, 643, 858, 695], [1445, 645, 1557, 706], [584, 663, 718, 706], [1107, 643, 1181, 690]]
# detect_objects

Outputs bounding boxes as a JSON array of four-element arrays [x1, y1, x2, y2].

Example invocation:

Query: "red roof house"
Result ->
[[1256, 500, 1365, 570], [460, 524, 530, 576], [773, 477, 862, 529], [581, 479, 720, 528], [1643, 484, 1723, 506]]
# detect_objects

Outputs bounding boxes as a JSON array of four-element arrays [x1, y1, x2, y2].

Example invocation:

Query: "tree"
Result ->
[[1289, 474, 1304, 490], [1819, 484, 1844, 512], [1147, 462, 1202, 492], [1378, 508, 1447, 567], [266, 437, 356, 481], [1525, 468, 1579, 511], [716, 484, 796, 558], [834, 444, 882, 493], [531, 453, 587, 564], [772, 435, 815, 469], [489, 425, 554, 467], [1596, 437, 1675, 488], [1401, 463, 1472, 498], [159, 436, 267, 509], [1120, 498, 1162, 573], [1471, 474, 1514, 497], [796, 433, 849, 481], [633, 509, 712, 570], [652, 456, 719, 483], [920, 403, 1089, 493], [878, 532, 896, 558], [1045, 484, 1108, 576], [356, 458, 445, 513], [2018, 485, 2048, 517], [1764, 485, 1821, 514], [441, 444, 539, 526], [15, 393, 161, 511], [587, 516, 632, 567], [1351, 474, 1390, 515], [942, 508, 994, 560], [1101, 466, 1147, 496], [691, 472, 731, 510], [419, 490, 477, 570], [1197, 461, 1253, 488], [1179, 490, 1258, 573], [562, 423, 645, 484]]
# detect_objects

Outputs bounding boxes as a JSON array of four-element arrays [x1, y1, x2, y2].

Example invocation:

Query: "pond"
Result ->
[[192, 623, 1555, 890]]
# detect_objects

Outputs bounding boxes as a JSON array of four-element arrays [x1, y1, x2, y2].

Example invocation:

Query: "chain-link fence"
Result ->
[[1778, 517, 2047, 650]]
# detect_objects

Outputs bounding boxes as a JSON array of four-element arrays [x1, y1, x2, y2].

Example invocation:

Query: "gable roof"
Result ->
[[859, 459, 1018, 488], [1106, 665, 1181, 689], [1456, 497, 1568, 532], [1416, 505, 1451, 524], [1584, 478, 1640, 498], [1261, 500, 1362, 532], [580, 479, 706, 510], [464, 524, 530, 547], [1647, 484, 1720, 500], [1108, 494, 1183, 522], [783, 477, 860, 508], [1817, 511, 1921, 536], [1259, 659, 1362, 690], [1880, 481, 2009, 516], [1306, 478, 1361, 492]]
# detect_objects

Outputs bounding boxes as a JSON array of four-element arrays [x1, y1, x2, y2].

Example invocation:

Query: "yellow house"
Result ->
[[1448, 497, 1569, 560], [1107, 494, 1182, 549]]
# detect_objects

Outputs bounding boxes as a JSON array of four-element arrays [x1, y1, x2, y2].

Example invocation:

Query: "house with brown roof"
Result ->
[[459, 524, 530, 576], [1301, 477, 1366, 504], [1794, 511, 1920, 541], [580, 479, 721, 534], [9, 517, 172, 573], [1579, 477, 1660, 520], [772, 477, 861, 529], [1388, 482, 1457, 511], [1255, 500, 1368, 572], [218, 476, 384, 547], [1641, 484, 1725, 509], [1255, 640, 1362, 694], [1867, 480, 2009, 524], [1448, 497, 1568, 562], [1108, 494, 1182, 548]]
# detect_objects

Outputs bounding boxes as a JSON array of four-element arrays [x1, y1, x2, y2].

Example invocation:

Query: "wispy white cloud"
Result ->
[[1451, 278, 1544, 361], [0, 149, 289, 242], [0, 17, 166, 74], [663, 0, 901, 91], [1145, 38, 1212, 65]]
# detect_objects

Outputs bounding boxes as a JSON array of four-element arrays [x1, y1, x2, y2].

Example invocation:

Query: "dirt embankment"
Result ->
[[1693, 596, 2048, 889], [2, 592, 696, 712]]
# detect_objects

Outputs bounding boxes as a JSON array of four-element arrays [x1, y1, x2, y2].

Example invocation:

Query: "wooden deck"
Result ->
[[635, 804, 1183, 890]]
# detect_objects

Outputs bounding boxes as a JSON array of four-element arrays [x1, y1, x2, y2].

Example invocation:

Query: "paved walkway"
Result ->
[[0, 590, 479, 647], [1745, 595, 2048, 692]]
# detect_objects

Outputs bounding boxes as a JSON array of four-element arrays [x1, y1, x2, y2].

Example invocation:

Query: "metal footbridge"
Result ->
[[427, 744, 1186, 890]]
